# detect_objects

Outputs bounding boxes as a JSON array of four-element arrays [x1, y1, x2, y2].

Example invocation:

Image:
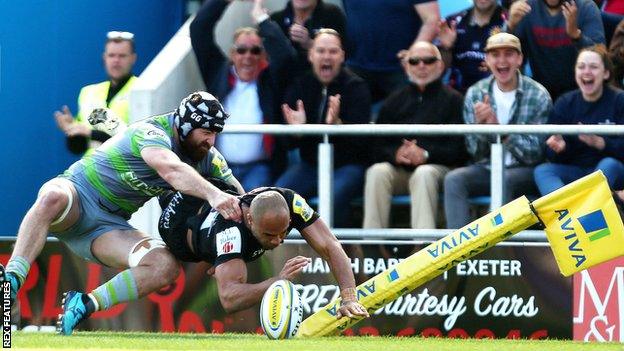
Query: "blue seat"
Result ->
[[389, 195, 410, 206], [467, 196, 491, 207]]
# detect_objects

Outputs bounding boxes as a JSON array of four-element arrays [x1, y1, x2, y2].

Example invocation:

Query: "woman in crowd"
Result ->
[[534, 44, 624, 195]]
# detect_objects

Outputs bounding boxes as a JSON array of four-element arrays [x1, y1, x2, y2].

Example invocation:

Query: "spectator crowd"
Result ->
[[61, 0, 624, 230]]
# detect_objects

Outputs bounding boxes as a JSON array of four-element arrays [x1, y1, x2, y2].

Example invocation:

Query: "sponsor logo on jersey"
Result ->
[[251, 249, 265, 259], [216, 227, 242, 256], [292, 194, 313, 222], [211, 153, 231, 177], [200, 210, 219, 233], [144, 127, 168, 140], [120, 172, 164, 196], [222, 241, 234, 253]]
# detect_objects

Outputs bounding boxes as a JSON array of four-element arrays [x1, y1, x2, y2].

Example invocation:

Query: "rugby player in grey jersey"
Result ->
[[0, 91, 244, 335]]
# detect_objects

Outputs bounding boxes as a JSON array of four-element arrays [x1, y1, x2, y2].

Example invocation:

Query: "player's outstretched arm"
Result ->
[[214, 258, 269, 313], [141, 146, 241, 221], [301, 220, 369, 319], [213, 256, 308, 313]]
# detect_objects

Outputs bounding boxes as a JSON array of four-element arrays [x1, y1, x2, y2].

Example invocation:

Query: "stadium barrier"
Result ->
[[126, 5, 624, 237], [0, 236, 572, 338], [3, 226, 619, 340]]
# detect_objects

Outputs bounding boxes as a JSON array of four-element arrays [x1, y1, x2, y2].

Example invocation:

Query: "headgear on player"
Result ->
[[174, 91, 229, 141]]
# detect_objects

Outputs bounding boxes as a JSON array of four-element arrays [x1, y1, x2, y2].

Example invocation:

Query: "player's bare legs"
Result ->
[[91, 229, 180, 296], [57, 229, 180, 335], [2, 179, 79, 304]]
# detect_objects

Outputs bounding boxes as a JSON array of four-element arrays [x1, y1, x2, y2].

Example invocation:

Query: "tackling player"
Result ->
[[0, 91, 243, 335]]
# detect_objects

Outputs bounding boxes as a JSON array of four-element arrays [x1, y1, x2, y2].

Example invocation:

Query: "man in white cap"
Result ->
[[444, 32, 553, 229]]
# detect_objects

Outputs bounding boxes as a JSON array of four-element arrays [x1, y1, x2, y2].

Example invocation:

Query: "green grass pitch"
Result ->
[[9, 332, 624, 350]]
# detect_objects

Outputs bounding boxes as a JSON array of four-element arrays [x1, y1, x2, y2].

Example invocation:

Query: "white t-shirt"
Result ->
[[217, 77, 265, 164], [493, 82, 517, 166], [493, 82, 516, 125]]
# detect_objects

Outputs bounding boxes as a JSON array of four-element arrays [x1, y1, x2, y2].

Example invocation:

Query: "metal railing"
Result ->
[[222, 123, 624, 241], [6, 124, 617, 243]]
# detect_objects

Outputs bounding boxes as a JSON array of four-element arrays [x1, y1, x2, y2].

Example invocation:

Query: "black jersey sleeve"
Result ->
[[281, 188, 319, 231], [158, 191, 204, 262]]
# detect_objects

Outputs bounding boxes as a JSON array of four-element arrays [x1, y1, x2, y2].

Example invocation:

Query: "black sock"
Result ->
[[80, 294, 95, 315]]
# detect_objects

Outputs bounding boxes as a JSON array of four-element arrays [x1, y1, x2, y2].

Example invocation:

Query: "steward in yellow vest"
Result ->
[[54, 31, 138, 155]]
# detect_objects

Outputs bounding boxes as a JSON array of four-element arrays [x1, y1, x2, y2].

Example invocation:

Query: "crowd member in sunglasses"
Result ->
[[270, 0, 346, 79], [190, 0, 297, 192], [444, 33, 552, 229], [363, 41, 467, 230], [277, 28, 371, 228], [54, 31, 138, 156]]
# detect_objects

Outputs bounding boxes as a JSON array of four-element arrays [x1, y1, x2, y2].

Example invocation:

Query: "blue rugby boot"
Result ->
[[0, 264, 20, 306], [56, 291, 94, 335]]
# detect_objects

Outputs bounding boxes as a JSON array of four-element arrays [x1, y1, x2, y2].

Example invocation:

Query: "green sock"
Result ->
[[6, 256, 30, 286], [89, 269, 138, 311]]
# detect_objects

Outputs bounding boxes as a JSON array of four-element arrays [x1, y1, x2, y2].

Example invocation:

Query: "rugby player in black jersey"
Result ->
[[158, 183, 369, 319]]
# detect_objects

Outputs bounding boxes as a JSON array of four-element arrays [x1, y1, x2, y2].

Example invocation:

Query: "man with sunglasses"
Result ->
[[157, 180, 369, 319], [444, 33, 552, 229], [54, 31, 138, 156], [363, 41, 467, 230], [190, 0, 297, 192]]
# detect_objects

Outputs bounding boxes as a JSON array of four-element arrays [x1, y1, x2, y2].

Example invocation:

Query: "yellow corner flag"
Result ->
[[532, 171, 624, 276], [297, 197, 538, 337]]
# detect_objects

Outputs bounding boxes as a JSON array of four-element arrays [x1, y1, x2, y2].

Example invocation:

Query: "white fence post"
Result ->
[[318, 135, 334, 228], [490, 136, 505, 210]]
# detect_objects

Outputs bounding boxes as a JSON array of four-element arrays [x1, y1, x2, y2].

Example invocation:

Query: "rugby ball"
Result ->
[[259, 279, 303, 339]]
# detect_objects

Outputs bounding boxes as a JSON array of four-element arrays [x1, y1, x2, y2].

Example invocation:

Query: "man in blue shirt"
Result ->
[[343, 0, 441, 104], [438, 0, 506, 93], [507, 0, 605, 100]]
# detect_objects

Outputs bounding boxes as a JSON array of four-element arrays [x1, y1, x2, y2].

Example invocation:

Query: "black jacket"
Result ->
[[373, 80, 468, 169], [271, 0, 346, 77], [283, 68, 372, 167]]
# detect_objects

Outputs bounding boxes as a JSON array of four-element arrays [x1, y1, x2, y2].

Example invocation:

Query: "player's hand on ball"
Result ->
[[336, 300, 369, 319], [279, 256, 310, 280]]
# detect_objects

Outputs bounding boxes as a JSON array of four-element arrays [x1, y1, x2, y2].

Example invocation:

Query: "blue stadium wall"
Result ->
[[0, 1, 184, 235], [0, 0, 471, 235]]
